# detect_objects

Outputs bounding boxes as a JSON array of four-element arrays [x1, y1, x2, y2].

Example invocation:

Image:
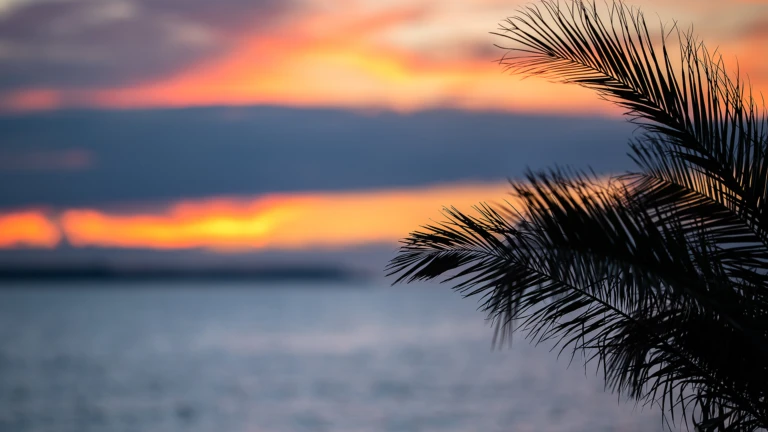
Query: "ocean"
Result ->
[[0, 281, 666, 432]]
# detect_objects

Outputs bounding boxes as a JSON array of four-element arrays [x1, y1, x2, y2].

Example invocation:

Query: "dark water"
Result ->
[[0, 282, 665, 432]]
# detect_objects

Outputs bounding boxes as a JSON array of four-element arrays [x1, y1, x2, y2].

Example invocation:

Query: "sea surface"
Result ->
[[0, 281, 667, 432]]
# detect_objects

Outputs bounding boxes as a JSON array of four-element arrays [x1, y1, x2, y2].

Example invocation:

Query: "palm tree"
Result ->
[[386, 1, 768, 430]]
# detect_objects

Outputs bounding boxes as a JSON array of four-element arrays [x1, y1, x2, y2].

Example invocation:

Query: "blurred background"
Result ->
[[0, 0, 765, 431]]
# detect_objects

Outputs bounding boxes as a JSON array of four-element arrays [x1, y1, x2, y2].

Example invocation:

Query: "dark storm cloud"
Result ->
[[0, 106, 635, 209], [0, 0, 291, 89]]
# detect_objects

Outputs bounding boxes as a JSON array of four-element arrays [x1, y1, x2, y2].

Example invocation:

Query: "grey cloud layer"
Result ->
[[0, 0, 289, 89], [0, 106, 633, 209]]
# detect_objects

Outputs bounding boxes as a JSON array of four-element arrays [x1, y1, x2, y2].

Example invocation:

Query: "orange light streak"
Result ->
[[0, 211, 61, 249], [58, 183, 517, 252]]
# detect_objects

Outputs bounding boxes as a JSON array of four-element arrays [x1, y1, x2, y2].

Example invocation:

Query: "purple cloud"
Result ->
[[0, 0, 293, 89]]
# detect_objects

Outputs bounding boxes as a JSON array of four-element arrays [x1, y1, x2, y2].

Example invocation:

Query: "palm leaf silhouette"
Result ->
[[386, 1, 768, 430]]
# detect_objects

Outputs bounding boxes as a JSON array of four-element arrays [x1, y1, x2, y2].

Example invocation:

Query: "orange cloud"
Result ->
[[58, 183, 516, 252], [0, 6, 613, 116], [1, 1, 765, 116], [85, 31, 608, 115], [0, 211, 61, 249]]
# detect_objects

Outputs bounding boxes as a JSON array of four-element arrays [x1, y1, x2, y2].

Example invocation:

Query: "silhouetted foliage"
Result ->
[[386, 1, 768, 430]]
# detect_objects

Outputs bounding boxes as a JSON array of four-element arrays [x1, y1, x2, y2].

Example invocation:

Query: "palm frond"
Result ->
[[495, 0, 768, 243], [387, 171, 768, 429], [388, 1, 768, 430]]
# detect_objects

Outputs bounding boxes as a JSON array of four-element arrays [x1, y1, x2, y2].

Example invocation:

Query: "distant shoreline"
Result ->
[[0, 265, 370, 284]]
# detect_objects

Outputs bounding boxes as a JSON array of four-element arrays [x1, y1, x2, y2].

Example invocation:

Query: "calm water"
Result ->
[[0, 282, 666, 432]]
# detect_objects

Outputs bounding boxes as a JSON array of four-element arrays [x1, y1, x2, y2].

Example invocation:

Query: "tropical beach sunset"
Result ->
[[1, 0, 766, 430]]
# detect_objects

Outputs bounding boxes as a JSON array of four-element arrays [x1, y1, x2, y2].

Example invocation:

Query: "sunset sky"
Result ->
[[0, 0, 766, 261]]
